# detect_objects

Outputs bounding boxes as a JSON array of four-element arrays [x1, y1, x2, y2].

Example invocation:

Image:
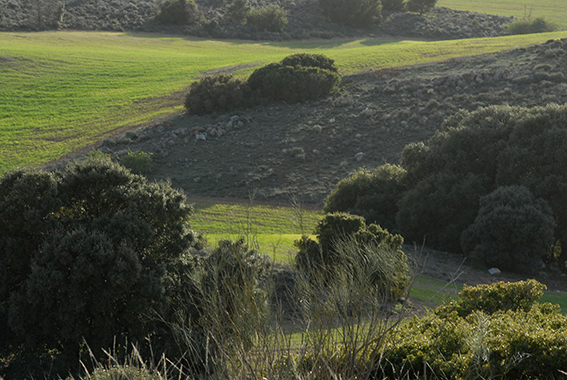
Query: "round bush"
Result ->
[[318, 0, 382, 27], [184, 74, 255, 115], [246, 4, 288, 32], [324, 164, 406, 231], [280, 53, 338, 73], [156, 0, 202, 25], [0, 156, 199, 377], [381, 0, 406, 11], [461, 186, 555, 273], [405, 0, 436, 15], [247, 63, 340, 104]]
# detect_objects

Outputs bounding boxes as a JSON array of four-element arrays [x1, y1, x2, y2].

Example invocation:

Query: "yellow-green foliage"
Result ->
[[382, 280, 567, 379]]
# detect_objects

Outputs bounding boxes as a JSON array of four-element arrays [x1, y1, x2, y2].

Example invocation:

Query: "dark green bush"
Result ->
[[247, 63, 340, 104], [318, 0, 382, 27], [396, 171, 489, 252], [295, 212, 408, 298], [0, 156, 199, 378], [405, 0, 436, 15], [225, 0, 250, 22], [246, 4, 288, 32], [381, 0, 406, 11], [184, 74, 256, 115], [507, 17, 557, 35], [280, 53, 338, 73], [156, 0, 202, 25], [119, 150, 153, 174], [324, 164, 406, 231], [461, 186, 555, 273], [382, 280, 567, 379]]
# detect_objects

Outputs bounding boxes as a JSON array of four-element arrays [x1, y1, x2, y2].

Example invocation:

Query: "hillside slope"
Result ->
[[68, 38, 567, 206]]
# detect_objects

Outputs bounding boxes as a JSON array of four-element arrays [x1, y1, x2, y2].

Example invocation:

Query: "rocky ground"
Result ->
[[0, 0, 515, 41], [60, 37, 567, 208]]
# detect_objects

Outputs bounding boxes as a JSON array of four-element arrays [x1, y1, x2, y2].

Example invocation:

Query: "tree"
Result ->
[[406, 0, 436, 15], [461, 186, 555, 273], [0, 156, 199, 378], [318, 0, 382, 27], [156, 0, 203, 25]]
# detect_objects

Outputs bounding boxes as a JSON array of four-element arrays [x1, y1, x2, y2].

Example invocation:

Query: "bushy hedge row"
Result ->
[[381, 280, 567, 379], [326, 103, 567, 273], [184, 53, 341, 115], [318, 0, 382, 27]]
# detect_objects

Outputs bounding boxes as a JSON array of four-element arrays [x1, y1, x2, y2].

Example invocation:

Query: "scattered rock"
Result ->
[[354, 152, 365, 161], [488, 268, 501, 276]]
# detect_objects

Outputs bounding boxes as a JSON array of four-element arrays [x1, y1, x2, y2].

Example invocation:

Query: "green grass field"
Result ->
[[438, 0, 567, 29], [2, 30, 567, 174]]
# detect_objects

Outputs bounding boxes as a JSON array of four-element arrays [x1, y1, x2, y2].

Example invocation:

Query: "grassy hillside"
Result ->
[[438, 0, 567, 29], [2, 30, 567, 174]]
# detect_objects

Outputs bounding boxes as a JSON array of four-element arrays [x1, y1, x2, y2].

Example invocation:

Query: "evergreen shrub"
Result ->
[[318, 0, 382, 27], [461, 186, 555, 273], [381, 0, 406, 11], [156, 0, 202, 25], [246, 4, 288, 32], [184, 74, 255, 115], [405, 0, 436, 15]]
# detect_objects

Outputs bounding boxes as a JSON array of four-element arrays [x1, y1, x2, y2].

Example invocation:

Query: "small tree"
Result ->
[[0, 156, 199, 378], [461, 186, 555, 273], [381, 0, 406, 11], [225, 0, 250, 22], [246, 5, 288, 32], [156, 0, 202, 25], [318, 0, 382, 27], [406, 0, 436, 15]]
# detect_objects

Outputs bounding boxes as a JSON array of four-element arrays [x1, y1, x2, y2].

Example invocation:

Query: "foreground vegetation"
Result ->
[[2, 31, 567, 173]]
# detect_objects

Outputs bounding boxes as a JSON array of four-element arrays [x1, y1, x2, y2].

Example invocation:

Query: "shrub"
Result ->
[[381, 280, 567, 379], [444, 279, 547, 317], [246, 4, 287, 32], [156, 0, 202, 25], [184, 74, 255, 115], [461, 186, 555, 273], [318, 0, 382, 27], [0, 156, 199, 378], [405, 0, 436, 15], [225, 0, 250, 22], [280, 53, 338, 73], [324, 164, 406, 231], [295, 212, 409, 298], [247, 63, 340, 104], [396, 171, 489, 252], [119, 150, 153, 174], [381, 0, 406, 11], [507, 17, 557, 35]]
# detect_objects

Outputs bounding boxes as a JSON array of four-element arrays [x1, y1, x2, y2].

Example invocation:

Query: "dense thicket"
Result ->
[[327, 103, 567, 272], [156, 0, 202, 25]]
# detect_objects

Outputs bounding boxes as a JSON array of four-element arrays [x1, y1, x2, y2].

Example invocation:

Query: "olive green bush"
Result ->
[[119, 150, 153, 174], [156, 0, 202, 25], [461, 186, 555, 273], [381, 280, 567, 379], [246, 5, 288, 32], [381, 0, 406, 11], [318, 0, 382, 27], [280, 53, 339, 73], [184, 74, 256, 115], [0, 156, 200, 378], [324, 164, 407, 231], [295, 212, 409, 298], [247, 57, 341, 104], [405, 0, 436, 15], [507, 17, 557, 35], [225, 0, 249, 22]]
